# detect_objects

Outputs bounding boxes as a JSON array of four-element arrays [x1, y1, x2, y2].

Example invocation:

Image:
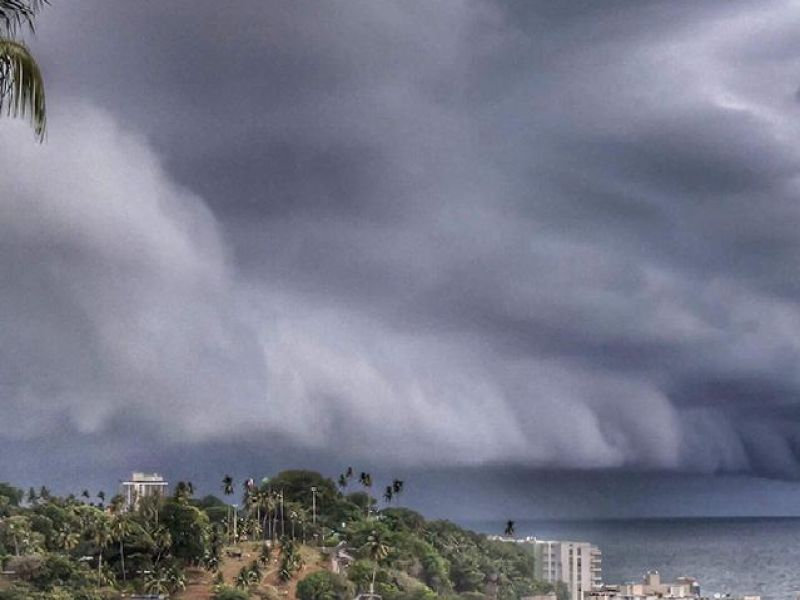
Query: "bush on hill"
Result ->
[[297, 570, 354, 600], [213, 585, 251, 600]]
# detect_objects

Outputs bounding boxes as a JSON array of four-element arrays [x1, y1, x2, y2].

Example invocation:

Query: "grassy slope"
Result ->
[[177, 543, 330, 600]]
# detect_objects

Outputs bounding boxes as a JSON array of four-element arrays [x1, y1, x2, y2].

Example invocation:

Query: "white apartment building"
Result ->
[[119, 472, 168, 510], [531, 539, 602, 600], [487, 536, 602, 600]]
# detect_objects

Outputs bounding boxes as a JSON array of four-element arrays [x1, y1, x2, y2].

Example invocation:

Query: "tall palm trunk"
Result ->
[[280, 493, 285, 537], [119, 539, 126, 581]]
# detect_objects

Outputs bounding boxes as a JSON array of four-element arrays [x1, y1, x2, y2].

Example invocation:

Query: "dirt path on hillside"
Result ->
[[177, 544, 329, 600]]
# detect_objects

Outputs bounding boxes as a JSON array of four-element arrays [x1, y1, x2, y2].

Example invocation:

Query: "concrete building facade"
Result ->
[[617, 571, 699, 599], [586, 571, 701, 600], [119, 472, 168, 511], [532, 539, 602, 600], [485, 535, 601, 600]]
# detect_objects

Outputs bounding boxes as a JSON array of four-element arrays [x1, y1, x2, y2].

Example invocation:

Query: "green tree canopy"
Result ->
[[264, 470, 338, 513], [297, 570, 354, 600], [0, 482, 23, 507], [161, 499, 211, 564]]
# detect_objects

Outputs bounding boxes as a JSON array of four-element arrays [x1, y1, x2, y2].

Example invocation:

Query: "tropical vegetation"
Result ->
[[0, 469, 564, 600], [0, 0, 47, 140]]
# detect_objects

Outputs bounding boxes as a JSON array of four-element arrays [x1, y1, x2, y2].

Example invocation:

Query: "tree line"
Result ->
[[0, 469, 564, 600]]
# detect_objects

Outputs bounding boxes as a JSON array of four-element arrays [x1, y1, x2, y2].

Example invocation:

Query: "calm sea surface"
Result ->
[[465, 518, 800, 600]]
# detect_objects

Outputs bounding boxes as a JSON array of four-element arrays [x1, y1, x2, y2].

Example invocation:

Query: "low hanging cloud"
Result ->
[[0, 105, 265, 443], [6, 0, 800, 487]]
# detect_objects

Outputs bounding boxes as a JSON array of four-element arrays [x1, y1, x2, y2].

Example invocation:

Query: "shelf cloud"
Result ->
[[6, 1, 800, 502]]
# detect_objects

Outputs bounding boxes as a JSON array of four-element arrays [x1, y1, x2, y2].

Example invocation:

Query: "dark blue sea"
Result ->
[[466, 518, 800, 600]]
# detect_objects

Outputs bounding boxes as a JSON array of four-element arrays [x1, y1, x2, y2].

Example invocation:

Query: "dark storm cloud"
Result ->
[[6, 0, 800, 502]]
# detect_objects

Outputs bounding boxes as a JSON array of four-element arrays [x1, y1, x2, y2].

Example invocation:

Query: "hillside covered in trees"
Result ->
[[0, 471, 564, 600]]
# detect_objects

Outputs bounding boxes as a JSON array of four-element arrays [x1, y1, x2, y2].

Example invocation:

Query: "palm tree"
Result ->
[[362, 528, 391, 594], [91, 516, 112, 575], [109, 494, 124, 515], [174, 481, 192, 503], [222, 475, 234, 496], [338, 473, 348, 491], [0, 0, 46, 140], [245, 487, 265, 541], [57, 525, 79, 553], [138, 494, 161, 529], [222, 475, 235, 543], [149, 526, 173, 567], [145, 564, 185, 595], [243, 478, 255, 498], [111, 513, 131, 581], [383, 486, 393, 505], [258, 542, 271, 566], [144, 568, 171, 596], [72, 504, 94, 536], [236, 561, 262, 588], [263, 489, 278, 542], [97, 490, 106, 507], [392, 479, 404, 504], [236, 478, 255, 541], [3, 516, 28, 555], [360, 472, 373, 517], [289, 510, 298, 540], [278, 538, 303, 582], [81, 489, 90, 502], [504, 520, 515, 538]]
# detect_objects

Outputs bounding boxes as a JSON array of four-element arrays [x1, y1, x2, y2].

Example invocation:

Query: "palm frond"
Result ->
[[0, 0, 46, 36], [0, 38, 46, 140]]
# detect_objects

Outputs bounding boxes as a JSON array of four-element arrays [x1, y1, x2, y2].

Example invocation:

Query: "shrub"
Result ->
[[459, 592, 489, 600], [421, 550, 451, 593], [214, 585, 251, 600], [6, 554, 44, 582], [297, 570, 354, 600]]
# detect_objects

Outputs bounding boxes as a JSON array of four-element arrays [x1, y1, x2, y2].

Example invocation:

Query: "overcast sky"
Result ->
[[4, 0, 800, 518]]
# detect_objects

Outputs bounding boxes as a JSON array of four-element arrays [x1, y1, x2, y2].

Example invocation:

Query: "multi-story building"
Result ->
[[586, 571, 701, 599], [119, 472, 168, 511], [617, 571, 699, 599], [531, 539, 602, 600], [484, 535, 602, 600]]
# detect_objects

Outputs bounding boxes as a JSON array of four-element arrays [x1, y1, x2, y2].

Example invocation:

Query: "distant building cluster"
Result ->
[[488, 536, 729, 600], [119, 472, 168, 511], [587, 571, 700, 599]]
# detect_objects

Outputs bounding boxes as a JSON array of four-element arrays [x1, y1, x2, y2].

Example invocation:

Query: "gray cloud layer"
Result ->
[[5, 1, 800, 494]]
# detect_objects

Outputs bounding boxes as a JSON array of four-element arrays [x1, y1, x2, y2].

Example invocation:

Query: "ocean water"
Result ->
[[466, 518, 800, 600]]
